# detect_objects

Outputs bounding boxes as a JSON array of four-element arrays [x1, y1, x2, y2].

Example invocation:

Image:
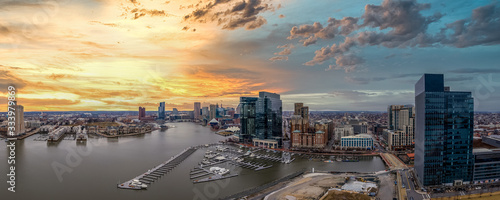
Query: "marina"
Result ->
[[117, 147, 197, 190], [2, 123, 386, 200]]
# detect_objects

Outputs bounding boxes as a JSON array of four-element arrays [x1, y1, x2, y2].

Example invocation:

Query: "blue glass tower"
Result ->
[[239, 97, 258, 143], [255, 92, 283, 141], [415, 74, 474, 186], [158, 102, 166, 120]]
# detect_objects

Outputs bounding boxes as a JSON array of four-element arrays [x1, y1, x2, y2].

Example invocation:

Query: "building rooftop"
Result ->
[[342, 134, 372, 139]]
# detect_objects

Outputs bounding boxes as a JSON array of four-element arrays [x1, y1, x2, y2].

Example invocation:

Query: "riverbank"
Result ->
[[94, 130, 155, 138]]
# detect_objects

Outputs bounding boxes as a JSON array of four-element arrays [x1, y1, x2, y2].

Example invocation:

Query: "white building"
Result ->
[[341, 134, 374, 149]]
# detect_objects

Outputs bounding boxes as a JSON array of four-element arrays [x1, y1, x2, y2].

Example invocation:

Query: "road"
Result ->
[[400, 169, 430, 200]]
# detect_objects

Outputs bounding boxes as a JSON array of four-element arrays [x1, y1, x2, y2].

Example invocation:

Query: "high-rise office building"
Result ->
[[158, 102, 165, 119], [239, 97, 258, 143], [385, 105, 415, 150], [139, 106, 146, 120], [201, 107, 209, 119], [13, 102, 25, 136], [239, 92, 283, 148], [193, 102, 201, 120], [255, 92, 282, 140], [172, 108, 179, 115], [415, 74, 474, 186], [209, 104, 217, 120]]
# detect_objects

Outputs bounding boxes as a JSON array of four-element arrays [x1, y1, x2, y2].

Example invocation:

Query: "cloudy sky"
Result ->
[[1, 0, 499, 112]]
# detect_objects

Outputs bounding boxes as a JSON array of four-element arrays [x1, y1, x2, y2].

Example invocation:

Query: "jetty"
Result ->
[[117, 147, 196, 190]]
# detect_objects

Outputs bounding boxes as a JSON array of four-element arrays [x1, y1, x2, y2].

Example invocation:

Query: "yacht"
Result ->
[[201, 159, 211, 165], [209, 167, 230, 176]]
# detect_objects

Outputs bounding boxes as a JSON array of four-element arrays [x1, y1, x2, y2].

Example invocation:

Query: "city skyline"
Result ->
[[1, 0, 500, 112]]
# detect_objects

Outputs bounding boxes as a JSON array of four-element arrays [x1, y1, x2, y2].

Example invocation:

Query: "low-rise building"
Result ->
[[482, 135, 500, 148], [341, 134, 374, 149], [473, 148, 500, 184], [253, 139, 279, 149]]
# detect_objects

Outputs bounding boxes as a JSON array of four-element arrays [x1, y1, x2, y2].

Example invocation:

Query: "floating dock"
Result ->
[[191, 166, 239, 184], [117, 147, 196, 190]]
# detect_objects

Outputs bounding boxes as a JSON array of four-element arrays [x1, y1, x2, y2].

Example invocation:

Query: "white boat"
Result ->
[[201, 159, 211, 165], [209, 167, 230, 176], [249, 153, 255, 158], [214, 156, 226, 161], [218, 168, 229, 175]]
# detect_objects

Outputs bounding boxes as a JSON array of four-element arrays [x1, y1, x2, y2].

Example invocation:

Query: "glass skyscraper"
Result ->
[[158, 102, 166, 120], [239, 97, 258, 143], [239, 92, 283, 146], [415, 74, 474, 186], [255, 92, 283, 141]]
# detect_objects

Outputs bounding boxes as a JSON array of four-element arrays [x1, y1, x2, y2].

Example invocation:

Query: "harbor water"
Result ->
[[1, 123, 385, 199]]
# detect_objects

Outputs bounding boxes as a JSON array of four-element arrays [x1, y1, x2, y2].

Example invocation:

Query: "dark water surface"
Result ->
[[1, 122, 385, 199]]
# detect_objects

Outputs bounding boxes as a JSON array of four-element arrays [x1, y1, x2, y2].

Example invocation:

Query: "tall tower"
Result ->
[[13, 102, 25, 136], [209, 104, 217, 120], [415, 74, 474, 186], [138, 106, 146, 120], [194, 102, 201, 120], [239, 97, 258, 143], [255, 92, 282, 140], [158, 102, 165, 119]]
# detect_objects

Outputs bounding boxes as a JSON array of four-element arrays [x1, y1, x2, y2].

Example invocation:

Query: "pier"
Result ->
[[47, 127, 69, 143], [117, 147, 196, 190], [191, 166, 239, 184]]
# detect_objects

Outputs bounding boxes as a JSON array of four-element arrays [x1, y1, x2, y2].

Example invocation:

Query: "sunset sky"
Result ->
[[1, 0, 500, 112]]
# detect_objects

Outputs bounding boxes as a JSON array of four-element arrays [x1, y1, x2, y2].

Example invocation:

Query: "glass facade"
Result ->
[[158, 102, 165, 119], [239, 97, 258, 143], [255, 92, 283, 142], [473, 150, 500, 183], [415, 74, 474, 186]]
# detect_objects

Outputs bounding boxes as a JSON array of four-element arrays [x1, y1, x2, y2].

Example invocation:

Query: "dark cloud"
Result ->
[[439, 3, 500, 47], [0, 69, 28, 92], [327, 55, 364, 72], [304, 36, 356, 66], [282, 0, 500, 72], [184, 0, 275, 30], [288, 17, 358, 46]]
